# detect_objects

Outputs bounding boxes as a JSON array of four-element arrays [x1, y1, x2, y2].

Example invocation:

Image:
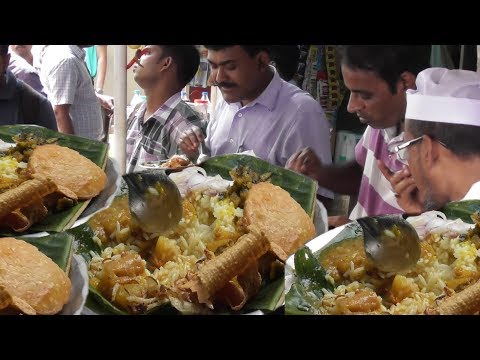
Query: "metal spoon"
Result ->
[[356, 215, 421, 273], [196, 142, 209, 165], [122, 170, 183, 233]]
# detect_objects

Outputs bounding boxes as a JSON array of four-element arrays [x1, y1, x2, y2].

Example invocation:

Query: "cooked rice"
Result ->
[[315, 230, 480, 315], [87, 192, 245, 314]]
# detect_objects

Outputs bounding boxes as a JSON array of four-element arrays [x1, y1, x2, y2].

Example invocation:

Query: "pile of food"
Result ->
[[287, 211, 480, 315], [0, 237, 71, 315], [0, 133, 107, 232], [85, 166, 316, 314], [160, 155, 193, 169]]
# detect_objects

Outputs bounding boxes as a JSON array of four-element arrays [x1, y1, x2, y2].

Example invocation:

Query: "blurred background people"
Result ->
[[40, 45, 103, 140], [8, 45, 46, 97], [0, 45, 57, 129], [268, 45, 300, 86]]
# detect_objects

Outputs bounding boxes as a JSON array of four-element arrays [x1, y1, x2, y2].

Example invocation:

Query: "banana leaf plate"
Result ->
[[0, 125, 110, 236], [15, 232, 89, 315], [74, 154, 318, 314]]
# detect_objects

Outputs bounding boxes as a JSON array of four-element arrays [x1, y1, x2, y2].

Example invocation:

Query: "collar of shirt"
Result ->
[[136, 92, 182, 125], [461, 180, 480, 200], [226, 65, 280, 112], [0, 69, 18, 100], [69, 45, 86, 61]]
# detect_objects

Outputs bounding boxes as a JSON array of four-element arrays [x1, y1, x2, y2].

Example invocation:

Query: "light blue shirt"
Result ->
[[206, 67, 333, 198]]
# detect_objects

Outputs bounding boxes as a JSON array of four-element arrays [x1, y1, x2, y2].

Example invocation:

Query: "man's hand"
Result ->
[[179, 126, 205, 160], [286, 147, 322, 181], [378, 160, 423, 214], [96, 93, 114, 117]]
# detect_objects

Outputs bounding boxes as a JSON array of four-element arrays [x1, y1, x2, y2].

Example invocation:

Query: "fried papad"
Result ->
[[244, 182, 315, 261], [28, 144, 106, 200], [0, 237, 71, 315]]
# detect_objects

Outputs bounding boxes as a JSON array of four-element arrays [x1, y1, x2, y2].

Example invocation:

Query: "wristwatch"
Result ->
[[96, 88, 104, 94]]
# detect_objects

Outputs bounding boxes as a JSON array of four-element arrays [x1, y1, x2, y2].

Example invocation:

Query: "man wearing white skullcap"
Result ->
[[381, 67, 480, 213]]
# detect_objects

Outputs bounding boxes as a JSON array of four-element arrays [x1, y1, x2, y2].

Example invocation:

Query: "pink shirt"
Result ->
[[349, 126, 404, 219]]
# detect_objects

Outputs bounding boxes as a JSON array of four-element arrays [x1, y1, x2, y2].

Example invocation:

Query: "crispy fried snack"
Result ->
[[0, 237, 71, 315], [244, 182, 316, 261], [0, 174, 57, 220], [426, 279, 480, 315], [28, 144, 107, 200], [2, 202, 48, 232], [180, 225, 270, 305], [0, 285, 36, 315], [161, 155, 192, 169]]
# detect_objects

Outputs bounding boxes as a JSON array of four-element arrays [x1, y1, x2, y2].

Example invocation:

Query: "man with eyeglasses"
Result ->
[[380, 67, 480, 213]]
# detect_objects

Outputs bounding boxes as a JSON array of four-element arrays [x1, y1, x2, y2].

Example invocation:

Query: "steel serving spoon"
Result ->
[[196, 142, 209, 165], [356, 215, 421, 273], [122, 170, 183, 233]]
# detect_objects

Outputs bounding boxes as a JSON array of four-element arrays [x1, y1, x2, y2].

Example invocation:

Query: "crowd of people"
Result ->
[[2, 44, 480, 229]]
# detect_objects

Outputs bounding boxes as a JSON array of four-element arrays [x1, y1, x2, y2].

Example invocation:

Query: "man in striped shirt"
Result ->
[[126, 45, 205, 173], [287, 45, 431, 223]]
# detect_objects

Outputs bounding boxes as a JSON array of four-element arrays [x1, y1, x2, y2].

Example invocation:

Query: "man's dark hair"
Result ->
[[204, 45, 270, 57], [0, 45, 9, 56], [268, 45, 300, 81], [338, 45, 431, 94], [408, 119, 480, 158], [159, 45, 200, 87]]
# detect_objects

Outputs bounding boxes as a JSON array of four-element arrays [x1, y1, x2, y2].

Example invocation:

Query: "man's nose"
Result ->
[[347, 93, 362, 113]]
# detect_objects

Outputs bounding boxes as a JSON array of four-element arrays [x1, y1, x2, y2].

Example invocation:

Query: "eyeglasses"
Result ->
[[393, 136, 423, 163], [393, 136, 448, 164]]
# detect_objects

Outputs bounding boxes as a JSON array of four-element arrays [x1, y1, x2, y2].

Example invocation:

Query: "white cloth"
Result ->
[[406, 67, 480, 126], [461, 181, 480, 200]]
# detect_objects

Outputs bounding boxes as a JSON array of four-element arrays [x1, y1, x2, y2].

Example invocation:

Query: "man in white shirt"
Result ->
[[40, 45, 104, 141], [382, 67, 480, 213]]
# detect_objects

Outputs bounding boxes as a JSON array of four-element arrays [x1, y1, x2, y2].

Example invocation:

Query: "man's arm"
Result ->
[[287, 149, 362, 195], [53, 104, 74, 134], [37, 97, 58, 131]]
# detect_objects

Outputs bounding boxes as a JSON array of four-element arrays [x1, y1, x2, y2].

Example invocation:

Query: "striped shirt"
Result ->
[[126, 93, 205, 173], [40, 45, 103, 141], [349, 126, 404, 220]]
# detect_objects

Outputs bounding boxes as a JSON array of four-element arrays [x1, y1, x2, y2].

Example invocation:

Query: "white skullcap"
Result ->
[[406, 67, 480, 126]]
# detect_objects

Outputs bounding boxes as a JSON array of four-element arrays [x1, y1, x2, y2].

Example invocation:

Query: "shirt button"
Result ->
[[238, 113, 243, 118], [229, 138, 234, 143]]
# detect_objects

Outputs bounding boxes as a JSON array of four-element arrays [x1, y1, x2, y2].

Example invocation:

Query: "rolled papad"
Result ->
[[0, 174, 57, 220], [183, 225, 270, 304]]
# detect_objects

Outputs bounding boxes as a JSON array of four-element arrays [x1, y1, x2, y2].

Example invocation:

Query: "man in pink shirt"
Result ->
[[287, 45, 431, 225]]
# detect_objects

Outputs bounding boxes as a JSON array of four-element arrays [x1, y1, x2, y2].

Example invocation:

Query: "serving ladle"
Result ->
[[356, 215, 421, 273], [122, 170, 183, 233]]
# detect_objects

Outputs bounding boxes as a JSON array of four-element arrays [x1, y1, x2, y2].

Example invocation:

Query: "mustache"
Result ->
[[214, 82, 236, 88]]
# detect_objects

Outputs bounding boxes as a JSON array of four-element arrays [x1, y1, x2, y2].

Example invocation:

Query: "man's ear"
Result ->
[[422, 135, 440, 169], [163, 56, 172, 69], [256, 51, 271, 71], [399, 71, 416, 91]]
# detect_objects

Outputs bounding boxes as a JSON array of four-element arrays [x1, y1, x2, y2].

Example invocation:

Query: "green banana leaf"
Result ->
[[0, 125, 108, 235], [285, 223, 362, 315], [17, 232, 74, 273], [441, 200, 480, 224], [202, 154, 318, 217]]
